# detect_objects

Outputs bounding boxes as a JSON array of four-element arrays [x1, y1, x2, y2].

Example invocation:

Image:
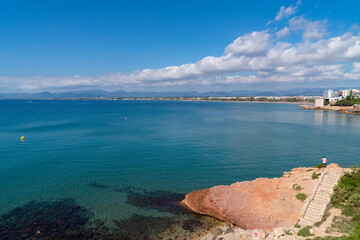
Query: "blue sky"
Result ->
[[1, 0, 360, 92]]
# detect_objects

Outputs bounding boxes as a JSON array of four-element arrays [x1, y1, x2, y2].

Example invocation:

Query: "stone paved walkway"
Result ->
[[298, 167, 344, 226]]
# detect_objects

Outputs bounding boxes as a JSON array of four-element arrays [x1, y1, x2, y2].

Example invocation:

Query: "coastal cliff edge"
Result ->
[[181, 164, 342, 231]]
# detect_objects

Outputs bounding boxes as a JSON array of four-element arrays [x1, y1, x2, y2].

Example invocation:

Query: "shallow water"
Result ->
[[0, 100, 359, 237]]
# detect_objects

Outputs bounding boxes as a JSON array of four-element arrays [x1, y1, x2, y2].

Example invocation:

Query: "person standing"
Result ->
[[322, 156, 327, 168]]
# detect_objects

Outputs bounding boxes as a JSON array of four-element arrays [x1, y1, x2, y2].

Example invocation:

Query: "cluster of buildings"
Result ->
[[322, 89, 360, 101], [314, 88, 360, 107]]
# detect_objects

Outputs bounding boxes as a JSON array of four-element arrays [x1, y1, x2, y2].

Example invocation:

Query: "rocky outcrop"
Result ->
[[300, 105, 360, 115], [300, 105, 350, 111], [181, 165, 342, 230]]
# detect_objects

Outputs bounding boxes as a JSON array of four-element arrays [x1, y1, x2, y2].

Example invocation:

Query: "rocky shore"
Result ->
[[300, 104, 360, 115], [180, 164, 350, 239]]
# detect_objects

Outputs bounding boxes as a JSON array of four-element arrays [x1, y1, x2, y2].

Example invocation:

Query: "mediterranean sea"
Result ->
[[0, 100, 359, 238]]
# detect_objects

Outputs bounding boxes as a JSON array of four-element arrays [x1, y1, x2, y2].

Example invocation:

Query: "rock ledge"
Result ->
[[181, 164, 342, 230]]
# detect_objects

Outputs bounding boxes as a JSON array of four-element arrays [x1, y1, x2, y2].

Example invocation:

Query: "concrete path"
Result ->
[[298, 167, 345, 226]]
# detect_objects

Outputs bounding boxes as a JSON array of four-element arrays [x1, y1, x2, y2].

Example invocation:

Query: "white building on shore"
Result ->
[[322, 88, 360, 102], [323, 89, 333, 99]]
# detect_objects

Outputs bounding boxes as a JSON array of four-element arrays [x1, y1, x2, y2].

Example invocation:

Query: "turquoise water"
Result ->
[[0, 100, 360, 235]]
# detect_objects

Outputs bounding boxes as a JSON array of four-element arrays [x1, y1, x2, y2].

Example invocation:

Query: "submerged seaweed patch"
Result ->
[[0, 188, 206, 239], [0, 198, 120, 239], [88, 182, 187, 214], [0, 198, 183, 239], [114, 187, 186, 214], [88, 182, 112, 189], [113, 214, 180, 239]]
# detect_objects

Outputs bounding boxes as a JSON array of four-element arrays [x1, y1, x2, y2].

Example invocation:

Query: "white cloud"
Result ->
[[289, 15, 327, 40], [275, 0, 302, 21], [3, 31, 360, 92], [267, 0, 302, 25], [224, 31, 272, 56], [276, 27, 290, 39], [350, 23, 360, 31], [2, 1, 360, 92], [352, 62, 360, 73]]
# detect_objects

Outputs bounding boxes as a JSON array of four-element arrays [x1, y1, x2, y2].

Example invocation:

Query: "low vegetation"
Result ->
[[305, 236, 347, 240], [296, 193, 307, 201], [314, 164, 324, 169], [329, 166, 360, 239], [330, 215, 356, 234], [293, 183, 302, 191], [332, 96, 360, 106], [312, 172, 320, 179], [314, 211, 331, 227], [331, 167, 360, 215], [297, 226, 314, 237]]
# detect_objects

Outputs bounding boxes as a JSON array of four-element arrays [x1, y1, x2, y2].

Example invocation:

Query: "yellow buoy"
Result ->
[[20, 136, 25, 141]]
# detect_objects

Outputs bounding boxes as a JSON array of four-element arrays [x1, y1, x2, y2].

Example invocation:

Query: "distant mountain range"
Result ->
[[0, 88, 356, 99]]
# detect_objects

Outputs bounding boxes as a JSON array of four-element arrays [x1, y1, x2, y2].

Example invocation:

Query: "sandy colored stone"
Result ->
[[182, 164, 342, 230], [300, 105, 360, 115]]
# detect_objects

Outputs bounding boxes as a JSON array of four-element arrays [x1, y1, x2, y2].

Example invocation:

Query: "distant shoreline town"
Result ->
[[53, 96, 316, 102], [1, 88, 360, 107], [314, 88, 360, 107], [301, 88, 360, 115], [0, 95, 318, 103]]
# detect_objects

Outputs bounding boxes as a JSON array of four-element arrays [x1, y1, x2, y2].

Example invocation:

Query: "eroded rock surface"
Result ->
[[182, 164, 342, 230]]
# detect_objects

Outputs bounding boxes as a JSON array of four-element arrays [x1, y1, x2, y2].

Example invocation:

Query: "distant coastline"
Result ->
[[0, 96, 316, 104]]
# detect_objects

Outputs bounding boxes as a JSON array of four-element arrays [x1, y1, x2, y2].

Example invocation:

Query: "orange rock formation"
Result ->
[[181, 166, 330, 230]]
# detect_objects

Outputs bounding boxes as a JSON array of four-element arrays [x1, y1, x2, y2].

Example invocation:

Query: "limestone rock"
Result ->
[[181, 165, 339, 230], [273, 227, 284, 237]]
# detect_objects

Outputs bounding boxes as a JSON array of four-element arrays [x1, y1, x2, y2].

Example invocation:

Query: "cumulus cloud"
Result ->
[[276, 27, 290, 39], [1, 1, 360, 92], [128, 33, 360, 83], [267, 0, 302, 25], [289, 15, 327, 40], [224, 31, 272, 56], [352, 62, 360, 73], [275, 0, 302, 21], [215, 64, 344, 84], [3, 31, 360, 92]]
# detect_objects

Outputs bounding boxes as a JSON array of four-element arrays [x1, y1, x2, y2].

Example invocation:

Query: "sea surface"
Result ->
[[0, 100, 359, 238]]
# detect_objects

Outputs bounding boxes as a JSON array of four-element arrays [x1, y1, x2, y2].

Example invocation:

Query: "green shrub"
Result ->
[[314, 221, 321, 227], [296, 193, 307, 201], [342, 206, 354, 216], [294, 223, 301, 228], [312, 172, 319, 179], [329, 166, 360, 239], [342, 205, 360, 218], [285, 230, 293, 235], [332, 168, 360, 217], [331, 184, 351, 208], [313, 164, 323, 169], [293, 184, 302, 191], [333, 97, 360, 106], [347, 194, 360, 209], [297, 226, 314, 237], [305, 236, 348, 240], [347, 221, 360, 240]]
